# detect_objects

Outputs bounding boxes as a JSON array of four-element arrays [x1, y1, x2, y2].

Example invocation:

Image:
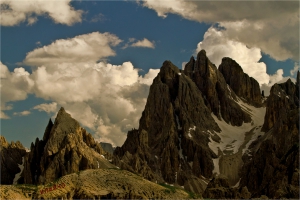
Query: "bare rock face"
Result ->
[[23, 107, 115, 185], [219, 57, 262, 107], [114, 60, 221, 194], [0, 136, 27, 184], [203, 176, 251, 199], [183, 50, 251, 126], [114, 51, 266, 195], [240, 77, 299, 198], [100, 142, 115, 154]]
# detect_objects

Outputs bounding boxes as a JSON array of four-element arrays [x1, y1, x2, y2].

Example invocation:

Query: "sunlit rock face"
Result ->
[[114, 50, 269, 195], [114, 50, 299, 198], [0, 136, 26, 184], [23, 107, 115, 185]]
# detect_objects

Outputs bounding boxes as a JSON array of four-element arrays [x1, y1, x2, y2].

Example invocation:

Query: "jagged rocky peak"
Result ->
[[43, 107, 80, 156], [262, 78, 299, 132], [219, 57, 262, 107], [183, 50, 251, 126], [240, 77, 299, 198], [24, 107, 115, 185], [0, 136, 27, 184], [115, 59, 225, 194]]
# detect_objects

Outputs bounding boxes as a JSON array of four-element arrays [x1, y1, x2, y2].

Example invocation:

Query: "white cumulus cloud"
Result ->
[[140, 1, 299, 61], [33, 102, 58, 114], [28, 61, 158, 146], [24, 32, 122, 66], [196, 27, 269, 85], [131, 38, 155, 49], [122, 38, 155, 49], [13, 110, 31, 116], [0, 0, 83, 26], [195, 27, 295, 96], [290, 62, 299, 76], [1, 32, 160, 146], [0, 62, 34, 119]]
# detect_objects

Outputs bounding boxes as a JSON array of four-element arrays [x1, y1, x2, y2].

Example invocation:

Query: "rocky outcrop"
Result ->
[[240, 77, 299, 198], [0, 136, 27, 184], [113, 50, 271, 195], [114, 60, 222, 194], [184, 50, 251, 126], [203, 176, 251, 199], [0, 169, 191, 200], [23, 107, 115, 185], [100, 142, 115, 154], [219, 57, 262, 107]]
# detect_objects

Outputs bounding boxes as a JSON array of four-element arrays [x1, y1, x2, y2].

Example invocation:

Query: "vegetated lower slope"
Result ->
[[113, 50, 299, 198], [0, 168, 191, 199]]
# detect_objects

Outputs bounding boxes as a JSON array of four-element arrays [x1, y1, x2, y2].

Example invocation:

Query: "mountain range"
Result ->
[[1, 50, 299, 199]]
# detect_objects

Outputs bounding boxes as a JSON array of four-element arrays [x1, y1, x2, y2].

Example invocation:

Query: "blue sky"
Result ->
[[1, 1, 299, 147]]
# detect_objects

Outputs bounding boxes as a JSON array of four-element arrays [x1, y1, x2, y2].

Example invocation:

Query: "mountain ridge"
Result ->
[[1, 50, 299, 199]]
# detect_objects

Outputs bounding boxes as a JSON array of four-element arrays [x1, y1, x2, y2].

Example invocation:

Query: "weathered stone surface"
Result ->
[[219, 57, 262, 107], [1, 169, 191, 200], [203, 176, 251, 199], [24, 107, 115, 185], [0, 136, 26, 184], [114, 60, 221, 194], [240, 77, 299, 198], [183, 50, 251, 126], [100, 142, 115, 154]]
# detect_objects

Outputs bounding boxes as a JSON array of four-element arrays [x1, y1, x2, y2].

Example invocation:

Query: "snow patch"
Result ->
[[13, 157, 24, 185], [178, 73, 181, 75], [187, 126, 196, 138], [178, 137, 184, 159], [212, 158, 220, 175], [227, 84, 233, 100], [242, 126, 264, 155], [175, 114, 182, 130], [233, 178, 241, 188], [286, 96, 289, 99], [101, 155, 105, 159], [209, 98, 266, 155], [97, 161, 99, 169]]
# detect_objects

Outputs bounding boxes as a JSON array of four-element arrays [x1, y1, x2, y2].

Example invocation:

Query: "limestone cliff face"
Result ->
[[219, 57, 262, 107], [0, 136, 26, 184], [114, 51, 270, 195], [24, 107, 115, 185], [202, 176, 251, 199], [240, 78, 299, 198], [183, 50, 251, 126], [114, 60, 221, 194]]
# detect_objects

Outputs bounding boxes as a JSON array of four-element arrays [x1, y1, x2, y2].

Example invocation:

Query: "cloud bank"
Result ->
[[24, 32, 122, 66], [122, 38, 155, 49], [141, 1, 299, 61], [195, 27, 296, 96], [1, 32, 159, 146], [0, 0, 83, 26]]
